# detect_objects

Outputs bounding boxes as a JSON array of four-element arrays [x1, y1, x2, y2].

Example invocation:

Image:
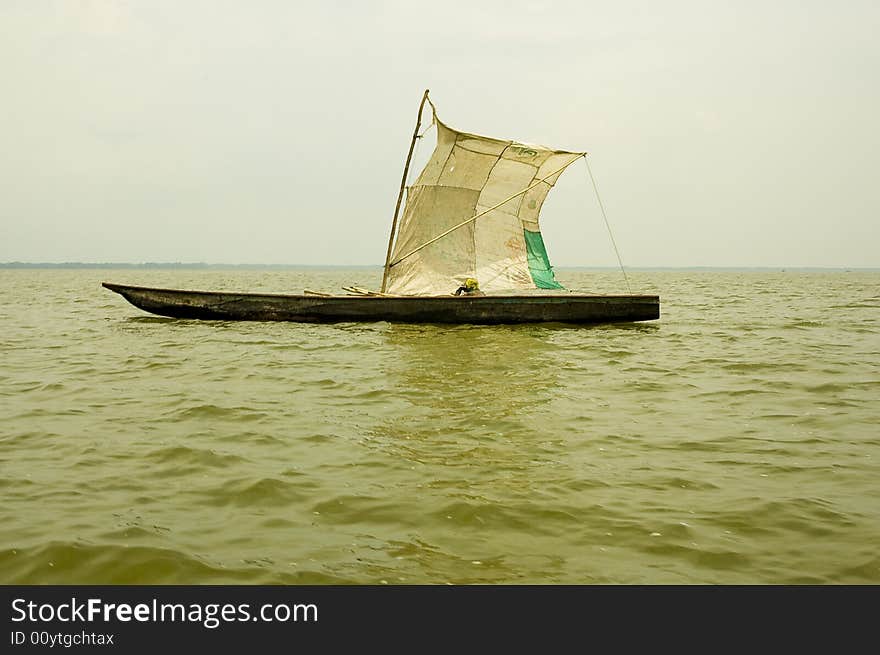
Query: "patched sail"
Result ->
[[385, 103, 584, 296]]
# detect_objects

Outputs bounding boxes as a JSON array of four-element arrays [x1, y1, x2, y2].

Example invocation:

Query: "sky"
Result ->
[[1, 0, 878, 268]]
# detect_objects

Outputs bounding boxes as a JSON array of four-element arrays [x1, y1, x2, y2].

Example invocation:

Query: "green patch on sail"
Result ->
[[523, 229, 564, 289]]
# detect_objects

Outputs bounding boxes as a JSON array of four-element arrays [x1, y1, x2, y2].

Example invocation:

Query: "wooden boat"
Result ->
[[102, 282, 659, 324], [105, 90, 659, 324]]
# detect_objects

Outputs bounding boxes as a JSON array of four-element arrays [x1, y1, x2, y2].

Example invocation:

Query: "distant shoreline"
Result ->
[[0, 262, 379, 270], [1, 262, 877, 272]]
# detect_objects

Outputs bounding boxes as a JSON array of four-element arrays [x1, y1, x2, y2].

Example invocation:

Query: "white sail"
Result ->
[[386, 107, 583, 296]]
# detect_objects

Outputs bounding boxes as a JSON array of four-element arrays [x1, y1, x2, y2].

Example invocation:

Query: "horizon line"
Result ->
[[1, 262, 878, 271]]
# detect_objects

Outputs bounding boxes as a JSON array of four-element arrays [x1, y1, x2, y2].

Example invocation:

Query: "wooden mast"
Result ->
[[380, 89, 431, 293]]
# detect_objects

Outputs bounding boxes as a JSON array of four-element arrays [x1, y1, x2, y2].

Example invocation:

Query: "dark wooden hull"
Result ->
[[102, 282, 660, 324]]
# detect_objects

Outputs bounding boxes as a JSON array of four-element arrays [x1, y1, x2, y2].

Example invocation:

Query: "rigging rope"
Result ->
[[406, 136, 421, 189], [585, 156, 631, 293], [406, 123, 434, 189], [403, 117, 437, 194]]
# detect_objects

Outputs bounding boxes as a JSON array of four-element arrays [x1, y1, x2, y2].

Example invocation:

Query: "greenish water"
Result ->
[[1, 268, 878, 584]]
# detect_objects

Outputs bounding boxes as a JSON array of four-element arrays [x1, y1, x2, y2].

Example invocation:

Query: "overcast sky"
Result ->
[[2, 0, 877, 267]]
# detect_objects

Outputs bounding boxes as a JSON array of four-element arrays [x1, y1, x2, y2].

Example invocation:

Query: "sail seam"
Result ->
[[473, 143, 514, 276], [452, 143, 512, 157]]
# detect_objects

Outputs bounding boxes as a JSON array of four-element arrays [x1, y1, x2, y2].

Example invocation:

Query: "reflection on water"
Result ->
[[373, 324, 558, 454], [385, 324, 557, 409]]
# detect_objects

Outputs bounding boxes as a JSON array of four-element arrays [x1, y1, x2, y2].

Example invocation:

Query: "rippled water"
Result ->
[[1, 268, 878, 584]]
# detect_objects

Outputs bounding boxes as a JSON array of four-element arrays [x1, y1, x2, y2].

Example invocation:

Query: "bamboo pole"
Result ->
[[380, 89, 431, 293], [389, 153, 586, 269]]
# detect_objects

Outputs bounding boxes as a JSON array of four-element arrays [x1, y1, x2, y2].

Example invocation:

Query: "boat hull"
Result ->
[[102, 283, 660, 324]]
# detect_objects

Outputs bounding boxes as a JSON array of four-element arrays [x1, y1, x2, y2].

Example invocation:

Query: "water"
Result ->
[[1, 268, 878, 584]]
